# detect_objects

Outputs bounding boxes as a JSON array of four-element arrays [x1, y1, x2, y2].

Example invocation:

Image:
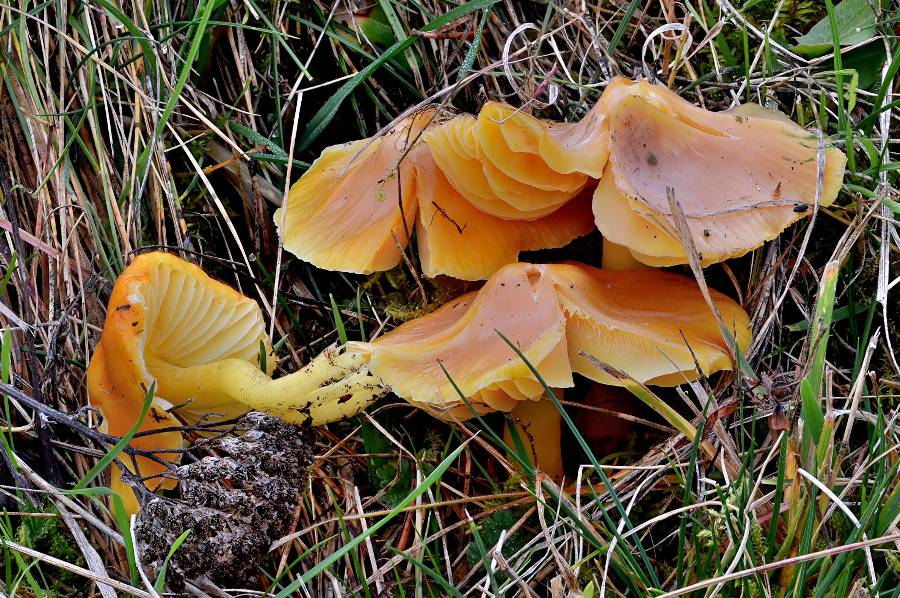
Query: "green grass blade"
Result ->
[[330, 294, 348, 345], [800, 261, 839, 451], [607, 0, 641, 55], [154, 529, 192, 591], [74, 383, 156, 491], [297, 0, 496, 151], [274, 440, 469, 593]]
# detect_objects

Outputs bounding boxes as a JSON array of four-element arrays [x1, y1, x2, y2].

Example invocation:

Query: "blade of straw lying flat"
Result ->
[[665, 187, 731, 357], [0, 539, 151, 597]]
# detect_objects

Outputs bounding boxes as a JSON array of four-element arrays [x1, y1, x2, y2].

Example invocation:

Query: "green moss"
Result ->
[[16, 513, 85, 594], [465, 508, 526, 567]]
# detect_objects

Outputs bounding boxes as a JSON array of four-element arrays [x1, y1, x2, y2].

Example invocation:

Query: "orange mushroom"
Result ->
[[482, 101, 608, 179], [87, 252, 382, 514], [276, 77, 843, 276], [87, 252, 273, 515], [354, 262, 749, 415], [357, 262, 573, 418], [592, 78, 847, 267], [276, 112, 594, 281], [350, 262, 751, 475]]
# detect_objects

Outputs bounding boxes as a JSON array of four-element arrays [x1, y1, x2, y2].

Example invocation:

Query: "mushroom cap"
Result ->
[[354, 262, 750, 420], [275, 110, 434, 274], [593, 83, 846, 266], [413, 148, 594, 280], [86, 252, 273, 513], [547, 263, 751, 386], [424, 115, 583, 219], [475, 103, 592, 189], [360, 262, 573, 418], [485, 101, 609, 178]]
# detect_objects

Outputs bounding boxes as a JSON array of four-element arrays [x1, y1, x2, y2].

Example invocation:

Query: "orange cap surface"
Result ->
[[354, 262, 750, 420], [424, 113, 588, 219], [593, 79, 846, 266], [275, 111, 434, 274]]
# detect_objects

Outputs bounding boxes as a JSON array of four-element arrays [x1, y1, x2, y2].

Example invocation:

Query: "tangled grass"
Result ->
[[0, 0, 898, 595]]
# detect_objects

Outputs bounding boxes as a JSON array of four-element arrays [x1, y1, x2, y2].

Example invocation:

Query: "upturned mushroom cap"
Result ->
[[275, 110, 434, 274], [424, 115, 584, 219], [275, 110, 594, 280], [413, 148, 593, 280], [86, 252, 273, 514], [353, 262, 750, 420], [547, 263, 750, 385], [475, 103, 596, 187], [481, 101, 608, 178], [592, 80, 847, 266], [359, 262, 573, 418]]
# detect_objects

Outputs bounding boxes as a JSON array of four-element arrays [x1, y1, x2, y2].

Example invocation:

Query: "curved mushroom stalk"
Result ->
[[503, 396, 564, 479], [147, 345, 386, 426], [87, 252, 275, 515]]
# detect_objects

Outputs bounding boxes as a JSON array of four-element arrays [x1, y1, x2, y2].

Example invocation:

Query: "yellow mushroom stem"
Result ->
[[503, 395, 564, 479], [147, 346, 385, 426], [601, 237, 648, 271]]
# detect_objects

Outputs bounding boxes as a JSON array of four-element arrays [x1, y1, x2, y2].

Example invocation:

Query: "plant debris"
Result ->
[[135, 413, 313, 589]]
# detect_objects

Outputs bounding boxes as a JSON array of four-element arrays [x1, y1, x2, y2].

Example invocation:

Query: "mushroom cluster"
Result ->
[[275, 110, 594, 281], [88, 253, 749, 511], [277, 77, 845, 278], [89, 77, 846, 511]]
